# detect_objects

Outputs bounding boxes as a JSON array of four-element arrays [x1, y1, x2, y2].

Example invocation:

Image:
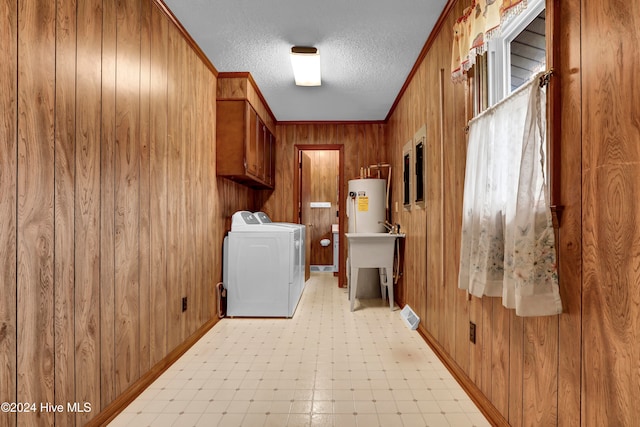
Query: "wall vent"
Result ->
[[400, 305, 420, 330]]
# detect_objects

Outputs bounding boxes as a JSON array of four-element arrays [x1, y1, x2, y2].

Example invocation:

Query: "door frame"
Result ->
[[294, 144, 345, 287]]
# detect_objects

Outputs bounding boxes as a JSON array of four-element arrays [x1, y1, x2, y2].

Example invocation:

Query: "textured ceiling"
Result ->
[[163, 0, 448, 122]]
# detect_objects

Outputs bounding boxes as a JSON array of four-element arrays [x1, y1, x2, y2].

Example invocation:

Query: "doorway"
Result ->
[[294, 145, 345, 287]]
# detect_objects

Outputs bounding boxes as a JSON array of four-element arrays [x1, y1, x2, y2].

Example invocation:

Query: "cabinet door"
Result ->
[[265, 130, 274, 187], [257, 121, 266, 180], [245, 103, 259, 176]]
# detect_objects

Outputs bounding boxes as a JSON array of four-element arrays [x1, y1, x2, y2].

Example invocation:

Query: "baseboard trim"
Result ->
[[86, 317, 220, 426], [416, 325, 509, 427]]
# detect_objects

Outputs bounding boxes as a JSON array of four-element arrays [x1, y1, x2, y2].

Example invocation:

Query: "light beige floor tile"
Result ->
[[355, 413, 380, 427], [241, 413, 268, 427], [290, 400, 313, 414], [264, 413, 289, 427], [353, 400, 376, 414], [287, 413, 311, 426], [216, 413, 245, 427], [422, 412, 450, 427], [108, 273, 490, 427], [334, 413, 358, 427]]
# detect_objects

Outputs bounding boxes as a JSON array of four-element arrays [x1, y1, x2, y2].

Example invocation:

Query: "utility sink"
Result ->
[[345, 233, 405, 311]]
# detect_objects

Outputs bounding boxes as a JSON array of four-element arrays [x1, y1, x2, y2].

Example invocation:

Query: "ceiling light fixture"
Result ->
[[290, 46, 321, 86]]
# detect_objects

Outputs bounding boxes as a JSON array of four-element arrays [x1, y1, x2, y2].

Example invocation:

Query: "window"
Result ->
[[486, 0, 546, 106]]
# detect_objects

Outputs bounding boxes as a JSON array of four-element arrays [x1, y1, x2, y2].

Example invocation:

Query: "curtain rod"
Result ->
[[464, 69, 555, 133], [538, 68, 554, 88]]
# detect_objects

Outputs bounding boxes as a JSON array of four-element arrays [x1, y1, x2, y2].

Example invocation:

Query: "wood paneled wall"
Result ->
[[581, 0, 640, 425], [0, 1, 255, 425], [3, 1, 638, 426], [261, 123, 386, 224], [385, 0, 586, 425]]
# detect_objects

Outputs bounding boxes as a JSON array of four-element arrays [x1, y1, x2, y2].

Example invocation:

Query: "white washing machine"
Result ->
[[224, 211, 302, 317], [253, 212, 306, 294]]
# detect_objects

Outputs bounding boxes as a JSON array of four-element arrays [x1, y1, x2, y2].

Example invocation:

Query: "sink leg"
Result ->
[[378, 268, 386, 302], [384, 264, 394, 310], [350, 267, 359, 312]]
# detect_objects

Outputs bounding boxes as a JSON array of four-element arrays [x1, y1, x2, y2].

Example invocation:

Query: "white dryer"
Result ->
[[224, 211, 302, 317], [253, 212, 306, 293]]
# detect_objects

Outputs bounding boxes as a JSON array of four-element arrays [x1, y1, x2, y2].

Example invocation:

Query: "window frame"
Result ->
[[486, 0, 546, 106]]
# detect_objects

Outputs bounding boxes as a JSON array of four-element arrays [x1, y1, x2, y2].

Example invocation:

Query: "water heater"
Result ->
[[346, 178, 387, 299], [347, 178, 386, 233]]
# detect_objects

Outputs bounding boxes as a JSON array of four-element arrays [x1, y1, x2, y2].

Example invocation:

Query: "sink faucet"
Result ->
[[378, 220, 394, 233]]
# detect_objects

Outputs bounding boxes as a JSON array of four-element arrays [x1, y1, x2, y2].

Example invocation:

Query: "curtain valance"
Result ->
[[451, 0, 528, 82]]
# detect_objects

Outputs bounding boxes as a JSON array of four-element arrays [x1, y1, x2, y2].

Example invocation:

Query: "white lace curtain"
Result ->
[[458, 73, 562, 316]]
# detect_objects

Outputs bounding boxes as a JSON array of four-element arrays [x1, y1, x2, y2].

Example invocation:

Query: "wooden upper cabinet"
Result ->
[[216, 99, 274, 189], [216, 72, 276, 189]]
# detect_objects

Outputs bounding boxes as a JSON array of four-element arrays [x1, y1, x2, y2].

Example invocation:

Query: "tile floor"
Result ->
[[108, 273, 490, 427]]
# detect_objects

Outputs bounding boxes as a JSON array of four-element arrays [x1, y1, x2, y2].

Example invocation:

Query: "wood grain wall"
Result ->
[[385, 0, 586, 425], [261, 123, 386, 224], [0, 1, 255, 425], [3, 1, 638, 426], [581, 0, 640, 425]]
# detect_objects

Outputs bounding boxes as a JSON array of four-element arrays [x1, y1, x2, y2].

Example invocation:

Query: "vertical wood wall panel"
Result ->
[[490, 301, 510, 415], [452, 72, 470, 376], [139, 0, 152, 375], [16, 0, 56, 425], [149, 3, 169, 365], [0, 1, 17, 426], [185, 45, 197, 338], [194, 60, 206, 326], [523, 318, 558, 426], [509, 313, 524, 426], [74, 1, 102, 423], [178, 38, 190, 342], [166, 22, 182, 353], [582, 0, 640, 425], [480, 298, 492, 398], [114, 0, 142, 394], [553, 0, 582, 424], [54, 0, 77, 424], [206, 71, 218, 321], [438, 31, 456, 359], [100, 0, 118, 409]]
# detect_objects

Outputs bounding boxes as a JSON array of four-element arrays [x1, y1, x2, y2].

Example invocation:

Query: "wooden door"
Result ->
[[300, 152, 312, 281], [265, 131, 274, 187], [309, 151, 338, 266], [244, 103, 258, 176], [257, 120, 266, 180]]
